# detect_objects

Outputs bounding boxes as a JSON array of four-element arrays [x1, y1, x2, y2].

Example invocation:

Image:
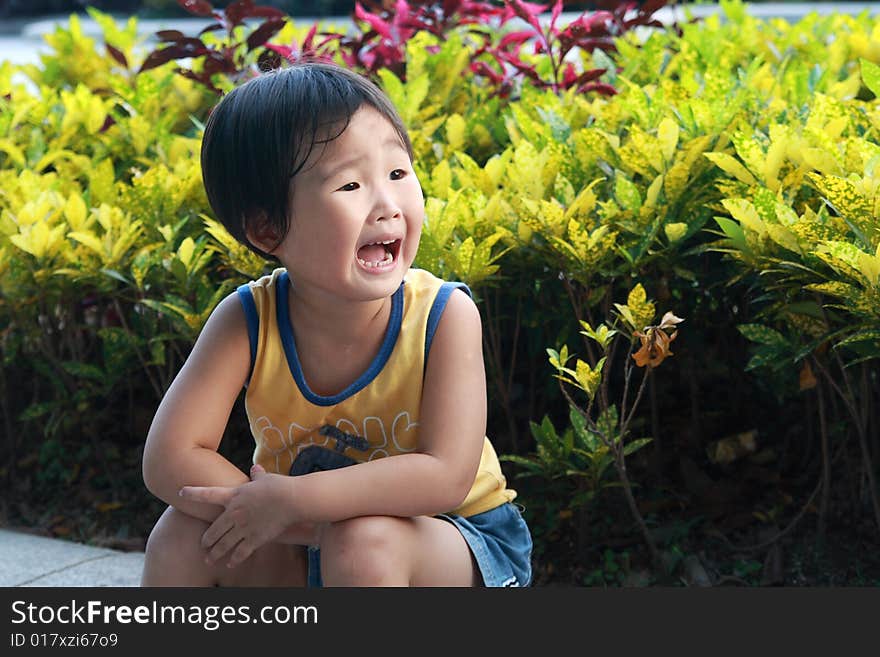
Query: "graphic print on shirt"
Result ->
[[288, 425, 368, 475], [250, 411, 421, 475]]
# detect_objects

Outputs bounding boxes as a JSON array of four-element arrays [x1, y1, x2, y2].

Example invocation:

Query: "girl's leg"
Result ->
[[141, 505, 307, 587], [318, 515, 478, 587]]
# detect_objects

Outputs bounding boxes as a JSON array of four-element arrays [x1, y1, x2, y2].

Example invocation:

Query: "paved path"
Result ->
[[0, 528, 144, 587]]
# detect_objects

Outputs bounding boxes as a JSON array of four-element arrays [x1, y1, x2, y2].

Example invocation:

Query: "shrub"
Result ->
[[2, 0, 879, 579]]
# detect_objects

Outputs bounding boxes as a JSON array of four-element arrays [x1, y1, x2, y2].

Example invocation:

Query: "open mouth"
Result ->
[[356, 238, 401, 270]]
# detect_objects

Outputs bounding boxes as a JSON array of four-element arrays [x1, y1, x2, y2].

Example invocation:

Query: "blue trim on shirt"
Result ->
[[276, 270, 404, 407], [236, 283, 259, 385], [425, 282, 472, 362]]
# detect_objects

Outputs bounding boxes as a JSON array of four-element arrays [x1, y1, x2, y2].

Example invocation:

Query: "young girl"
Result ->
[[140, 61, 532, 587]]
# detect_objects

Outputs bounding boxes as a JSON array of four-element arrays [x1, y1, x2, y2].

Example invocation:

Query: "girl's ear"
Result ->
[[245, 213, 281, 255]]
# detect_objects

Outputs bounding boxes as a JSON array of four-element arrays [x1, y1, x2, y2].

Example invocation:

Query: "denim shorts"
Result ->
[[306, 502, 533, 587]]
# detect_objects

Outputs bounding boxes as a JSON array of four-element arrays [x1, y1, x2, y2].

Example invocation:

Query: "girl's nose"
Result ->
[[370, 188, 402, 223]]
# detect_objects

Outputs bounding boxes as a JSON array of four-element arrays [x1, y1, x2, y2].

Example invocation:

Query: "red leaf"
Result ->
[[246, 17, 286, 51], [177, 0, 214, 17], [139, 47, 185, 73], [581, 11, 616, 35], [173, 36, 209, 50], [497, 51, 541, 81], [470, 60, 503, 84], [105, 43, 128, 68], [641, 0, 670, 14], [265, 42, 295, 62], [549, 0, 563, 33], [580, 81, 618, 96], [561, 62, 576, 86], [460, 1, 504, 22], [302, 24, 318, 50], [225, 0, 255, 26], [577, 38, 617, 53], [354, 2, 393, 40], [498, 29, 533, 50], [138, 44, 207, 73], [573, 67, 606, 87], [99, 115, 116, 132], [199, 22, 224, 36], [155, 29, 185, 42], [179, 68, 221, 94], [392, 0, 414, 35], [250, 7, 286, 19], [442, 0, 461, 16], [505, 0, 548, 33], [202, 51, 236, 74]]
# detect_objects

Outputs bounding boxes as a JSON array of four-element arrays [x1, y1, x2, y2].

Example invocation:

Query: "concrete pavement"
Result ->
[[0, 528, 144, 587]]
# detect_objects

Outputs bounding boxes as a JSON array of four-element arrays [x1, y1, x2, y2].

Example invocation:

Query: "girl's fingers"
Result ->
[[206, 527, 244, 566], [201, 512, 236, 550], [227, 540, 255, 569]]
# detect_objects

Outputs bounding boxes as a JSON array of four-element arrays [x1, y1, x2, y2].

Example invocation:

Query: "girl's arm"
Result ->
[[183, 288, 487, 539], [142, 291, 253, 522]]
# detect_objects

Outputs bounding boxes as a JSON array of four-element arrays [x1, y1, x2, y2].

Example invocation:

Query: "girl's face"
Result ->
[[271, 106, 424, 305]]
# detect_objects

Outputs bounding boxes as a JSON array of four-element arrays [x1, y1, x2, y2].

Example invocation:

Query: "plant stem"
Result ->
[[813, 356, 880, 535], [649, 368, 661, 480], [709, 476, 823, 554], [619, 350, 634, 435], [622, 367, 651, 439], [560, 363, 661, 572], [113, 298, 163, 402], [482, 287, 519, 452], [561, 275, 597, 365], [614, 448, 662, 570]]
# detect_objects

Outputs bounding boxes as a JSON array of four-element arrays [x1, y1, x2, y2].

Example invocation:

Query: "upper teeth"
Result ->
[[366, 239, 396, 246]]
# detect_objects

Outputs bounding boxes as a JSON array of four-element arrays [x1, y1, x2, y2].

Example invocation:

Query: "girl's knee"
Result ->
[[142, 506, 218, 586], [319, 516, 410, 585], [145, 506, 209, 558], [322, 516, 406, 551]]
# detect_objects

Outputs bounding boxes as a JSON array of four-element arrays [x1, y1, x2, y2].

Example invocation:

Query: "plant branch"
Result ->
[[708, 476, 823, 554], [622, 366, 652, 440], [812, 355, 880, 535], [112, 298, 164, 401]]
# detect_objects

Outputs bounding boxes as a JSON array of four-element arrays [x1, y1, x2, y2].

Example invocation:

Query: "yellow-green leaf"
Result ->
[[664, 222, 687, 243], [704, 152, 757, 185], [657, 117, 679, 163]]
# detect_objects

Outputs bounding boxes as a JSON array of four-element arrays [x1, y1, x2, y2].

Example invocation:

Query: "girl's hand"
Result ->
[[275, 521, 325, 546], [179, 464, 297, 568]]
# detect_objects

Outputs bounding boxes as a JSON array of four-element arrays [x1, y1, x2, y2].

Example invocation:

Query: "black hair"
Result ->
[[200, 61, 414, 258]]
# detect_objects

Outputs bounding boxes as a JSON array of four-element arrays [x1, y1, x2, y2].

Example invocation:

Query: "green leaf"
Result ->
[[715, 217, 747, 252], [861, 58, 880, 98], [61, 360, 105, 381], [738, 324, 787, 346], [100, 268, 131, 285], [835, 330, 880, 349], [624, 437, 652, 457], [745, 349, 786, 372], [614, 174, 642, 212]]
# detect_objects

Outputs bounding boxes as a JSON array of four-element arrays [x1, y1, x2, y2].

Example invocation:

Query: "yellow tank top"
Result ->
[[236, 267, 516, 517]]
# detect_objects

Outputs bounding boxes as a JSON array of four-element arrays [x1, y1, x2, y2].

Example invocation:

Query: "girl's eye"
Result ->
[[338, 182, 359, 191], [390, 169, 407, 180]]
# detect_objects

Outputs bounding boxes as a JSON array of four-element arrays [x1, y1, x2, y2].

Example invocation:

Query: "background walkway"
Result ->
[[0, 529, 143, 587]]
